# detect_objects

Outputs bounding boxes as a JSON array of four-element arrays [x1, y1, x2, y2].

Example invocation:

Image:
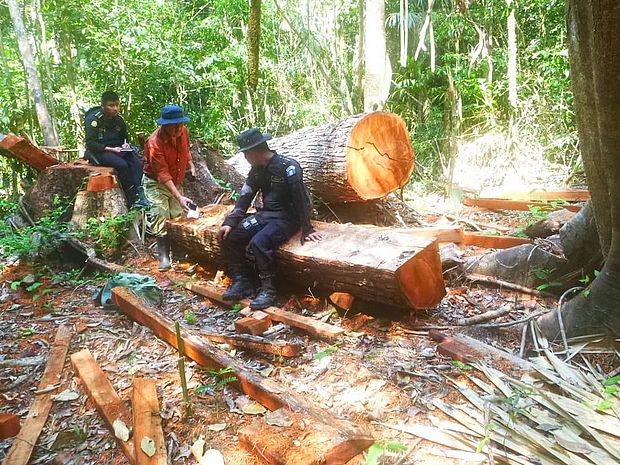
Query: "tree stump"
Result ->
[[70, 187, 128, 230], [228, 112, 415, 203], [167, 205, 445, 310]]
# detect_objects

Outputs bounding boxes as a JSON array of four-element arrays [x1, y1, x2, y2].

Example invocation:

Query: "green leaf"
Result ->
[[596, 399, 614, 411], [604, 375, 620, 386], [365, 443, 384, 465], [10, 280, 21, 291], [26, 282, 43, 292]]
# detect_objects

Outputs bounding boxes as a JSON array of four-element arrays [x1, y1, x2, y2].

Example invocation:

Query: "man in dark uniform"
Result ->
[[84, 91, 149, 208], [218, 128, 323, 309]]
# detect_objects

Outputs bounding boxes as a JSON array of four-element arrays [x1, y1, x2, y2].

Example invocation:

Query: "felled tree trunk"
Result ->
[[228, 112, 415, 203], [167, 205, 445, 310], [70, 188, 128, 229], [183, 141, 225, 207]]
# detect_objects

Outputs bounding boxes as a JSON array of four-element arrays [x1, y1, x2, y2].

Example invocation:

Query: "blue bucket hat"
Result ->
[[237, 128, 272, 152], [156, 105, 190, 125]]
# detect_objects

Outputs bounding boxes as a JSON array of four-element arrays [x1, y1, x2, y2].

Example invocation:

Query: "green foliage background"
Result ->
[[0, 0, 573, 195]]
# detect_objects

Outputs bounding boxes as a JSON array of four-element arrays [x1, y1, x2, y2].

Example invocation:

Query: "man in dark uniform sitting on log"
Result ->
[[217, 128, 323, 309], [84, 90, 149, 208]]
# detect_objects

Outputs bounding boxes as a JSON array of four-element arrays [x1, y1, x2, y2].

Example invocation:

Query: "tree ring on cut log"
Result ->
[[345, 112, 415, 200]]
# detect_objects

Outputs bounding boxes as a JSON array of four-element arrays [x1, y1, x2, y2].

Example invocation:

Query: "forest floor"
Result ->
[[0, 199, 617, 465]]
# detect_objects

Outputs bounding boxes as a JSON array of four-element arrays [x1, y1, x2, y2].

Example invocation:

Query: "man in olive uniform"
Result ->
[[217, 128, 323, 309], [84, 91, 148, 208]]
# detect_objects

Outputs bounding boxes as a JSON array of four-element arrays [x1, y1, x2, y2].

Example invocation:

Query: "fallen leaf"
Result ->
[[190, 436, 206, 462], [554, 434, 593, 454], [242, 401, 267, 415], [265, 409, 293, 427], [141, 437, 156, 457], [51, 390, 79, 402], [199, 449, 225, 465], [113, 419, 130, 442], [207, 423, 227, 432]]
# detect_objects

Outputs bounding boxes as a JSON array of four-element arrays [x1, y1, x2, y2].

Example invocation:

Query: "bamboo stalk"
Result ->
[[175, 321, 192, 418]]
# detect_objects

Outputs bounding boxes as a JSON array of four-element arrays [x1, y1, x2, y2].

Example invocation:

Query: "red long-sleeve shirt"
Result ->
[[143, 126, 192, 185]]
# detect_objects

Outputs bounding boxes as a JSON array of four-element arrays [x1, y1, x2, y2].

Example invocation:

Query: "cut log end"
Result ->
[[346, 112, 415, 200], [396, 240, 446, 309]]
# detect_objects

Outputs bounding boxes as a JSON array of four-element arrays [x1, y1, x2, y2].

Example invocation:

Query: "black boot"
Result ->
[[250, 273, 277, 309], [133, 185, 151, 209], [223, 267, 256, 300], [157, 236, 171, 271]]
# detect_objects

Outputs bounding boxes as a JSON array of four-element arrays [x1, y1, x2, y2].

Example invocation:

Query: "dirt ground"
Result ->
[[0, 203, 616, 465]]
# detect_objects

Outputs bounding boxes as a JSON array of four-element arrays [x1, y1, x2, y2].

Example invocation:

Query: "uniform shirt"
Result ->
[[143, 125, 191, 185], [84, 107, 128, 154], [223, 152, 315, 236]]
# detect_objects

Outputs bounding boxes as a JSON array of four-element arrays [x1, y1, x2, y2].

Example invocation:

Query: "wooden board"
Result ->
[[0, 133, 60, 171], [132, 378, 166, 465], [0, 413, 20, 440], [481, 188, 590, 202], [393, 226, 464, 243], [169, 204, 446, 309], [71, 349, 136, 465], [462, 233, 532, 249], [463, 197, 582, 213], [187, 281, 345, 340], [112, 288, 373, 463], [3, 326, 72, 465]]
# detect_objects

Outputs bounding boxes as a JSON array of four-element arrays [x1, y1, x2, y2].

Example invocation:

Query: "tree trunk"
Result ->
[[228, 112, 415, 203], [70, 188, 128, 230], [537, 1, 620, 339], [7, 0, 58, 147], [247, 0, 261, 92], [364, 0, 390, 111], [167, 205, 445, 310]]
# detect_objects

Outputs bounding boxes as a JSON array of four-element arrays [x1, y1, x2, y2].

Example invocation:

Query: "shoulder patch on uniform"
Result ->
[[286, 165, 297, 177], [91, 120, 98, 127]]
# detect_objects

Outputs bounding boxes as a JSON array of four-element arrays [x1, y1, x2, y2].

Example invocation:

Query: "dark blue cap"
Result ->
[[156, 105, 190, 125]]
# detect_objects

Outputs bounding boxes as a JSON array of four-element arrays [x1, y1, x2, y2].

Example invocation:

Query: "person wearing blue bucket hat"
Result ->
[[143, 104, 196, 271], [216, 128, 323, 309]]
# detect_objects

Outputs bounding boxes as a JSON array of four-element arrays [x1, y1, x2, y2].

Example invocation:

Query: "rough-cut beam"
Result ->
[[228, 112, 415, 202], [0, 133, 60, 171], [71, 349, 136, 465], [481, 188, 590, 202], [0, 414, 20, 440], [4, 326, 72, 465], [132, 378, 166, 465], [112, 288, 373, 463], [187, 281, 345, 340], [462, 233, 532, 249], [169, 204, 446, 309], [464, 197, 581, 213]]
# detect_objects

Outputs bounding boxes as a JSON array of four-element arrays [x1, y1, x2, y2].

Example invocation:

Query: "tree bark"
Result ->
[[7, 0, 59, 146], [247, 0, 261, 92], [537, 1, 620, 339], [167, 205, 445, 310], [228, 112, 415, 203]]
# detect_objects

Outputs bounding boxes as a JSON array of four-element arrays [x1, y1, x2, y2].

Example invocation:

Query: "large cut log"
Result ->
[[168, 204, 445, 309], [228, 112, 415, 203], [23, 160, 116, 220], [0, 133, 60, 171], [112, 288, 374, 464], [182, 140, 226, 207]]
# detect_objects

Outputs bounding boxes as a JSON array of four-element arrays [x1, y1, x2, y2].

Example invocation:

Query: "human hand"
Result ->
[[106, 146, 122, 154], [189, 162, 196, 177], [121, 142, 131, 150], [177, 196, 194, 211], [301, 230, 324, 245], [217, 225, 232, 241]]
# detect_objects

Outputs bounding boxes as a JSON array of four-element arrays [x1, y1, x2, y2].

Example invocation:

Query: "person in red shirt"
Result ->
[[143, 105, 196, 271]]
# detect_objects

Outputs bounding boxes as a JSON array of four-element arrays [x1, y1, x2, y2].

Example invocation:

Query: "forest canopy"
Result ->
[[0, 0, 573, 195]]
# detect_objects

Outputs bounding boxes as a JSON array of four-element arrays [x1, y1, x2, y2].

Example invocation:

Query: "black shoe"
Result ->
[[133, 186, 151, 209], [223, 274, 256, 300], [250, 273, 276, 309]]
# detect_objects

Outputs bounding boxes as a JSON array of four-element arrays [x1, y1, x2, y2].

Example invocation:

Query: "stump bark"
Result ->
[[228, 112, 415, 203], [167, 205, 445, 309]]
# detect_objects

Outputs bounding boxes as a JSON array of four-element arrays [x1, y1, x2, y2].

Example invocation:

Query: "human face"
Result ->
[[161, 123, 183, 139], [243, 148, 262, 167], [102, 100, 120, 118]]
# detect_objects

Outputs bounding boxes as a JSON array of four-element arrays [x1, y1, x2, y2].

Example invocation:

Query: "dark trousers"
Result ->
[[85, 149, 143, 202], [221, 214, 298, 275]]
